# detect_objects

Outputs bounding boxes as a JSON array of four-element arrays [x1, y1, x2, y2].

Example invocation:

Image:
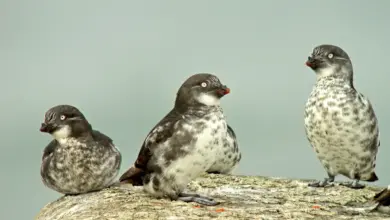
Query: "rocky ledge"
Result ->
[[35, 174, 390, 220]]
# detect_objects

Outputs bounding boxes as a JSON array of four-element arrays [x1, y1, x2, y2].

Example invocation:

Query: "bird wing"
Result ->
[[91, 130, 114, 146], [358, 93, 381, 149], [374, 187, 390, 206], [206, 124, 240, 174], [227, 124, 236, 139], [91, 130, 122, 170], [119, 109, 182, 185], [42, 140, 58, 161], [227, 124, 240, 161]]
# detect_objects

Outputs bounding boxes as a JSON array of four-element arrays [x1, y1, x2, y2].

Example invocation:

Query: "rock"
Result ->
[[35, 174, 390, 220]]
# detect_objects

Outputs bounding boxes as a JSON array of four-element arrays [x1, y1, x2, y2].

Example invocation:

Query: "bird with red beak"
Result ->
[[119, 73, 241, 206], [304, 44, 380, 190], [40, 104, 122, 195]]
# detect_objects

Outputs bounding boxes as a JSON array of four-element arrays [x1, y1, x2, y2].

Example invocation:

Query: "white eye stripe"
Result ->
[[328, 53, 333, 59], [201, 82, 207, 87]]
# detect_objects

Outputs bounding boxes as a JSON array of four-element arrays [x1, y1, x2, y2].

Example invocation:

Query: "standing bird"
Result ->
[[40, 105, 122, 195], [119, 73, 240, 206], [304, 44, 380, 189]]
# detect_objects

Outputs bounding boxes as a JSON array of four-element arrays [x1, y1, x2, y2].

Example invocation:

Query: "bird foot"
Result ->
[[308, 178, 334, 188], [340, 180, 365, 189], [177, 192, 220, 206], [108, 181, 122, 187]]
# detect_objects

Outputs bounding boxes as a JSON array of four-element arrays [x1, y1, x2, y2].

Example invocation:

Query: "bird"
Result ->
[[372, 185, 390, 213], [119, 73, 239, 206], [40, 104, 122, 195], [304, 44, 380, 189]]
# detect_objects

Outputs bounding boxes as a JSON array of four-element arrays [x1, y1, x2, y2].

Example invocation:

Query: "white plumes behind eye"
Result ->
[[196, 93, 220, 106], [52, 125, 71, 143]]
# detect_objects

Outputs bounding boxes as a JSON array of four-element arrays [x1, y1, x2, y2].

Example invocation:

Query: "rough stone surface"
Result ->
[[35, 174, 390, 220]]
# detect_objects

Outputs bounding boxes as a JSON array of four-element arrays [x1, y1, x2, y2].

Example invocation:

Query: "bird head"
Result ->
[[175, 73, 230, 108], [306, 44, 353, 79], [40, 105, 91, 140]]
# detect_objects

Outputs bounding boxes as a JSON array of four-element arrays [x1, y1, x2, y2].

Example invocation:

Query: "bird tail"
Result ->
[[373, 186, 390, 205], [119, 165, 145, 186], [366, 172, 379, 182]]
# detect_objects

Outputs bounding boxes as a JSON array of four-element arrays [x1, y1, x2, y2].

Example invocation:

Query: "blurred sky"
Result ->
[[1, 0, 389, 219]]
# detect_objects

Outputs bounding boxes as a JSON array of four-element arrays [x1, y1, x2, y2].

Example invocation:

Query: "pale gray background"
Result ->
[[1, 0, 389, 219]]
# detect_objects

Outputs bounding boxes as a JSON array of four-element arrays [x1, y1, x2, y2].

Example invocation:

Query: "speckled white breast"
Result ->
[[304, 84, 379, 178]]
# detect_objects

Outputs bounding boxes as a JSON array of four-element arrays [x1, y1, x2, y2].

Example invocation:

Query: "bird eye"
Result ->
[[201, 82, 207, 88], [328, 53, 334, 59], [60, 115, 66, 120]]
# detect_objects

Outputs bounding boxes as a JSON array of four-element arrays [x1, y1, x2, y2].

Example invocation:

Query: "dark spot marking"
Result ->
[[152, 177, 160, 191], [175, 168, 184, 173], [148, 162, 163, 174], [143, 174, 151, 184], [354, 173, 361, 180]]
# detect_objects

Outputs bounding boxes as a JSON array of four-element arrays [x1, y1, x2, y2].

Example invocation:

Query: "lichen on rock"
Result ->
[[35, 174, 390, 220]]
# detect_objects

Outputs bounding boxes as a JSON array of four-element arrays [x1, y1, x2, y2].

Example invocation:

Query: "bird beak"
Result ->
[[40, 123, 54, 133], [216, 85, 230, 96], [305, 55, 322, 69], [305, 56, 315, 67]]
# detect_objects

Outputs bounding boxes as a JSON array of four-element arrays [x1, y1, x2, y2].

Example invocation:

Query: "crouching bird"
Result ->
[[40, 104, 122, 195]]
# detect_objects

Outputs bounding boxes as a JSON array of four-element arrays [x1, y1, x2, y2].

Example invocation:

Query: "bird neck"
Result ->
[[315, 70, 354, 90], [316, 76, 353, 88], [174, 104, 221, 118], [69, 122, 93, 139]]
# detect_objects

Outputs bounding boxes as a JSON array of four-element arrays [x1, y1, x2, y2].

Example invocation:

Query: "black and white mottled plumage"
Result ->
[[40, 105, 122, 195], [304, 44, 380, 189], [207, 124, 241, 174], [119, 73, 240, 206]]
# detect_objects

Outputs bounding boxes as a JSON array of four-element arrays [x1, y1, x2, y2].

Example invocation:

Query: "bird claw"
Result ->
[[340, 181, 365, 189], [179, 192, 203, 198], [308, 181, 333, 188], [108, 181, 121, 187], [177, 192, 220, 206], [308, 178, 334, 188]]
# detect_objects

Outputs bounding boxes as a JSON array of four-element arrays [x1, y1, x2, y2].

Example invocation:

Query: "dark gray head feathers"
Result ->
[[174, 73, 230, 112], [40, 104, 92, 137]]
